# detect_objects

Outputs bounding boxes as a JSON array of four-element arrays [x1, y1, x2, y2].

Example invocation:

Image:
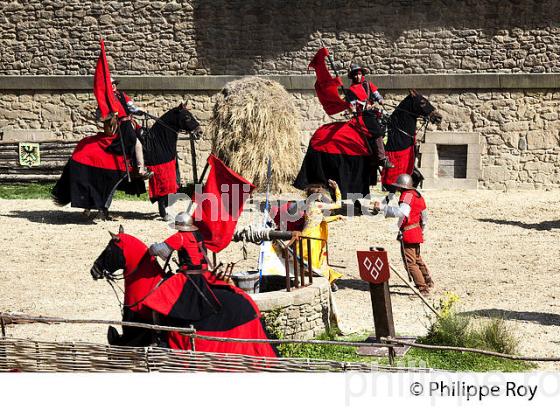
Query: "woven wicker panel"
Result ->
[[0, 338, 428, 373]]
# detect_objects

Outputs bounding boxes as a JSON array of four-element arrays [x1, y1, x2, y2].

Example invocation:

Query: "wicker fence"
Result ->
[[0, 337, 425, 373], [2, 312, 559, 373]]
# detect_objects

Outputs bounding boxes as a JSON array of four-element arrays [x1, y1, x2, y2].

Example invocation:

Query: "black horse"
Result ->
[[52, 103, 201, 219], [294, 90, 442, 198], [381, 90, 442, 191], [140, 103, 201, 218]]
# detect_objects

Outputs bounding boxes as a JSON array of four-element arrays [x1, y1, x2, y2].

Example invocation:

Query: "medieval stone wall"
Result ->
[[1, 0, 559, 188], [252, 277, 332, 340], [2, 0, 560, 75], [1, 88, 558, 189]]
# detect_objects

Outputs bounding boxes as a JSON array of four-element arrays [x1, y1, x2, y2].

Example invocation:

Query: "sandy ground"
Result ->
[[1, 189, 559, 369]]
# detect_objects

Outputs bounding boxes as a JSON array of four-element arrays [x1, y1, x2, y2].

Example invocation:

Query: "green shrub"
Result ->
[[422, 294, 520, 356], [470, 317, 519, 355]]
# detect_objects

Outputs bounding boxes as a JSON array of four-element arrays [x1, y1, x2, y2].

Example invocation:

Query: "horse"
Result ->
[[51, 103, 201, 219], [90, 226, 278, 358], [141, 103, 202, 218], [293, 90, 442, 198]]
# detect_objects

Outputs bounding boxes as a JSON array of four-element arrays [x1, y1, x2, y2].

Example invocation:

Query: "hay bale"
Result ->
[[209, 76, 301, 192]]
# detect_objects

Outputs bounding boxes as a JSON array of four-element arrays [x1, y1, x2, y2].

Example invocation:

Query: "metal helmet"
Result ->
[[347, 63, 368, 79], [174, 211, 198, 232], [392, 173, 414, 190]]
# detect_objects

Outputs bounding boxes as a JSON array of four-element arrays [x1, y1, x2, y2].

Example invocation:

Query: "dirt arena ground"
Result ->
[[1, 189, 559, 369]]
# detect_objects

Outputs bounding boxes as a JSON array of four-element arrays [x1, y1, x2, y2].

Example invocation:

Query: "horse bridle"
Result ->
[[137, 111, 202, 140]]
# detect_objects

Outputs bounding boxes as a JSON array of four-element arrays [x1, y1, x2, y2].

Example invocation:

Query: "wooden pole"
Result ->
[[298, 239, 305, 287], [284, 247, 291, 292], [292, 242, 299, 288], [389, 265, 441, 318], [307, 238, 313, 284]]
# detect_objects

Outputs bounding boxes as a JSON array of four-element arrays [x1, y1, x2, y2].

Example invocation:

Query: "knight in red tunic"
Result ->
[[149, 211, 208, 273], [373, 173, 434, 294], [345, 64, 394, 170], [97, 78, 153, 180]]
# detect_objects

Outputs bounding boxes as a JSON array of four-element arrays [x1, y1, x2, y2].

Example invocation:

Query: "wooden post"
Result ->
[[356, 248, 396, 360], [298, 239, 305, 287], [306, 238, 313, 284], [292, 242, 299, 288], [284, 247, 291, 292], [368, 282, 396, 342]]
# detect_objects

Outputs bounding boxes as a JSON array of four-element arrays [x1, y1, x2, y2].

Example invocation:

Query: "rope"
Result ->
[[381, 337, 560, 362], [2, 313, 560, 362]]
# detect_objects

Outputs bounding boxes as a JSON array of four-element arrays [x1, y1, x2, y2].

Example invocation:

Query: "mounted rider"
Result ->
[[149, 211, 208, 274], [97, 78, 153, 180], [346, 63, 394, 169]]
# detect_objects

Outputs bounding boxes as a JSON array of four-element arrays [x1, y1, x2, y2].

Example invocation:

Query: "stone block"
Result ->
[[526, 131, 559, 150], [483, 166, 508, 182]]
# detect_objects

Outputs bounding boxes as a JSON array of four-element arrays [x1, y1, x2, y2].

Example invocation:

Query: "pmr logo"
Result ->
[[356, 250, 390, 284], [362, 255, 384, 281]]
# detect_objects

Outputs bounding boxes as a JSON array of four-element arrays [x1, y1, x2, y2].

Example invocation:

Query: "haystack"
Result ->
[[209, 76, 302, 192]]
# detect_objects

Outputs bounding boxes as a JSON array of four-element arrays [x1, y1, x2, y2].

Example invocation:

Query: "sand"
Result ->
[[1, 189, 559, 369]]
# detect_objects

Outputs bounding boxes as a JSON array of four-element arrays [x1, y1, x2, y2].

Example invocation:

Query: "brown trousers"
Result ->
[[402, 243, 432, 290]]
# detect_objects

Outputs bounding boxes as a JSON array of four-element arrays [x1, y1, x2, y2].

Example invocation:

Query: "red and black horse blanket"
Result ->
[[52, 132, 144, 210], [293, 115, 378, 198]]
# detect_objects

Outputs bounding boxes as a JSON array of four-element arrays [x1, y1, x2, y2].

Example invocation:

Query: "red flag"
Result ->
[[309, 47, 351, 115], [93, 39, 123, 119], [193, 155, 256, 253]]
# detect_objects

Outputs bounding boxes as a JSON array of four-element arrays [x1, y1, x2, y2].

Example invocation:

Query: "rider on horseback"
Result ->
[[97, 78, 153, 180], [346, 64, 394, 170], [149, 211, 208, 274]]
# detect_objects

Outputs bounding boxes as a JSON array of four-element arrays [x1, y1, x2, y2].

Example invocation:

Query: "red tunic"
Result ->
[[164, 231, 208, 271], [348, 80, 379, 105], [399, 189, 426, 244]]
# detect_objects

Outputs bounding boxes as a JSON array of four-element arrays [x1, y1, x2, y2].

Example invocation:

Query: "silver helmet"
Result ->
[[174, 211, 198, 232], [347, 63, 368, 79], [392, 173, 414, 190]]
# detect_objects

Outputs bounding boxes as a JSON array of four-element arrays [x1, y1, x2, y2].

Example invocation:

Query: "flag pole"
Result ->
[[257, 157, 273, 286], [116, 116, 131, 183]]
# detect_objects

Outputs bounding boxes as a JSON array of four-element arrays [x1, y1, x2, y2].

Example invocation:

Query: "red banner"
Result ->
[[93, 39, 122, 119], [309, 47, 351, 116], [193, 155, 256, 253]]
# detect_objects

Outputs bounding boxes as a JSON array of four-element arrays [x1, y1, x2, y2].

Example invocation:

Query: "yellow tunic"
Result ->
[[300, 187, 343, 283]]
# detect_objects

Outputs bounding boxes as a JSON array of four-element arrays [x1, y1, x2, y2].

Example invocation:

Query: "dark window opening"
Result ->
[[437, 144, 467, 179]]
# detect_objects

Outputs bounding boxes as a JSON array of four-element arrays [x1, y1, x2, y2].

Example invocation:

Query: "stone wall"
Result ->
[[251, 277, 332, 340], [1, 0, 559, 188], [1, 1, 560, 76], [1, 87, 559, 188]]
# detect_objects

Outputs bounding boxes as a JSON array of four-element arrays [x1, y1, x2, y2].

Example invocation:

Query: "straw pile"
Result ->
[[209, 76, 302, 192]]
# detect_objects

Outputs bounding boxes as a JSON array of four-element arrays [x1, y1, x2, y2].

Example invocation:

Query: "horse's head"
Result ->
[[90, 225, 150, 281], [91, 226, 126, 280], [176, 102, 202, 137], [408, 89, 442, 125]]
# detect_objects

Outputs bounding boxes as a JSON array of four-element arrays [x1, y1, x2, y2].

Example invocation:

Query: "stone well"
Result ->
[[249, 276, 332, 340]]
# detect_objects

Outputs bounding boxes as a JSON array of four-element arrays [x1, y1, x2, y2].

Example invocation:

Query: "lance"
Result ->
[[115, 113, 132, 183]]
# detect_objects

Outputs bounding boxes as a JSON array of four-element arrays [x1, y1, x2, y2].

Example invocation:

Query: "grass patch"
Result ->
[[406, 349, 535, 372], [0, 183, 56, 199], [267, 292, 535, 371], [0, 183, 148, 201], [278, 329, 369, 363], [271, 330, 534, 371]]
